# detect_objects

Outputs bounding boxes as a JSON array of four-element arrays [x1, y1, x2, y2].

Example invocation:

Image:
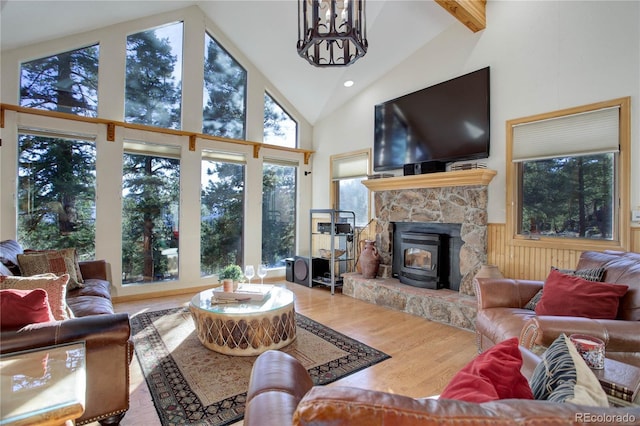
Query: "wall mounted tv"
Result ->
[[373, 67, 490, 172]]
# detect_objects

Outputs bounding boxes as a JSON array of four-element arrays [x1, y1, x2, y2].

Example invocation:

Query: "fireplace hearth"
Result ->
[[392, 222, 462, 291]]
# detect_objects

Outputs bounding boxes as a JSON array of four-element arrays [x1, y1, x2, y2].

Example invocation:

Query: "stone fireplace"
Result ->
[[342, 169, 496, 330]]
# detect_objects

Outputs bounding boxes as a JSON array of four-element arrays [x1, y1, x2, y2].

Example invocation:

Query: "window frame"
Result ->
[[506, 97, 631, 251]]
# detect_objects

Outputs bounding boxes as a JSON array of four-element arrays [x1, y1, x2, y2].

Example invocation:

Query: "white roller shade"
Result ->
[[124, 140, 181, 158], [512, 106, 619, 162], [202, 149, 246, 164], [331, 153, 368, 180]]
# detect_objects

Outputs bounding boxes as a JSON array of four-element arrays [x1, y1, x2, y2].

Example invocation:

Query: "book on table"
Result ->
[[593, 358, 640, 403], [213, 284, 273, 301]]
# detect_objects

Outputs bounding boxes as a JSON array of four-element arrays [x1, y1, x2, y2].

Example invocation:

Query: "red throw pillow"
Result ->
[[535, 269, 628, 319], [0, 288, 55, 329], [440, 337, 534, 403]]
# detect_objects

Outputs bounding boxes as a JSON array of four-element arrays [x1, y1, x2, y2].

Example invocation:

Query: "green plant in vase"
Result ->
[[219, 264, 244, 291]]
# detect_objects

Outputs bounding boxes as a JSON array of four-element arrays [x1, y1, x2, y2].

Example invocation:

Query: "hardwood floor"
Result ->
[[101, 281, 479, 426]]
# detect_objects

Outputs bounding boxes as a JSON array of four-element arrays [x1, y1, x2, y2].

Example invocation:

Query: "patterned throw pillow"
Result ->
[[524, 266, 606, 311], [0, 274, 70, 320], [18, 248, 84, 289], [529, 333, 608, 406]]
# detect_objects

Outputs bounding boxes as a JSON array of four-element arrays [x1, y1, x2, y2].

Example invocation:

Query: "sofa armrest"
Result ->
[[294, 386, 637, 425], [0, 313, 133, 424], [520, 316, 640, 361], [476, 278, 543, 310], [245, 350, 314, 426], [79, 259, 109, 281]]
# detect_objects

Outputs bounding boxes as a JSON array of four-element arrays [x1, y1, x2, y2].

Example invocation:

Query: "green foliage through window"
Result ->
[[122, 151, 180, 283], [203, 33, 247, 139], [20, 44, 99, 117], [520, 153, 614, 240], [125, 22, 183, 129], [264, 93, 297, 148], [262, 163, 296, 268], [200, 159, 245, 276], [17, 134, 96, 258]]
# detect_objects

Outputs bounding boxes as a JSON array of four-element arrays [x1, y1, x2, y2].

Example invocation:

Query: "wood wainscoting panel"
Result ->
[[488, 223, 600, 281]]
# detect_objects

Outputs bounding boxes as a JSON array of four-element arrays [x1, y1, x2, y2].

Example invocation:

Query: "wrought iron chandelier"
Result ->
[[297, 0, 368, 67]]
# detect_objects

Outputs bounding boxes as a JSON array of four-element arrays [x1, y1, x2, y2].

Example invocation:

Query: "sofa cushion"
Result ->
[[524, 266, 606, 311], [18, 248, 84, 289], [0, 274, 70, 320], [535, 269, 628, 319], [530, 334, 608, 406], [66, 295, 114, 317], [440, 337, 534, 403], [0, 288, 55, 330], [0, 239, 24, 275], [67, 278, 111, 299]]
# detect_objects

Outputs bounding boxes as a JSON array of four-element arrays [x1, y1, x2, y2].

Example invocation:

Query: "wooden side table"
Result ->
[[1, 342, 86, 426], [592, 357, 640, 407]]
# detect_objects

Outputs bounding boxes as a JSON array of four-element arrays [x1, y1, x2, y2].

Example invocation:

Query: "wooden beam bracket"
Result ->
[[106, 122, 116, 141], [189, 135, 197, 151]]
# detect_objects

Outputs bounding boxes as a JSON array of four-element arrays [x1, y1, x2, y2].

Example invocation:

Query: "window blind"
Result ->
[[202, 149, 246, 164], [512, 106, 619, 162], [331, 152, 369, 180], [123, 140, 181, 158]]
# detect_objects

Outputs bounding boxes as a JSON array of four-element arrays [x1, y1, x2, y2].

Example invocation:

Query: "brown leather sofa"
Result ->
[[245, 349, 640, 426], [0, 239, 133, 425], [475, 250, 640, 368]]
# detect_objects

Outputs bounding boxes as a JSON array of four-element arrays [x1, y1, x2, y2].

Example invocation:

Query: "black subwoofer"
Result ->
[[293, 256, 330, 285]]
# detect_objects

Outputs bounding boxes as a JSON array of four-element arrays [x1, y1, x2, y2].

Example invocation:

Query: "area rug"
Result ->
[[131, 307, 390, 426]]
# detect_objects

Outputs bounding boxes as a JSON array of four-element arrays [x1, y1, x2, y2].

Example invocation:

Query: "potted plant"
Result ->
[[219, 264, 244, 291]]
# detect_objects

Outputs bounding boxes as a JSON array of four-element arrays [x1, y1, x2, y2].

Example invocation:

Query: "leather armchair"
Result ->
[[245, 349, 639, 426], [476, 250, 640, 368]]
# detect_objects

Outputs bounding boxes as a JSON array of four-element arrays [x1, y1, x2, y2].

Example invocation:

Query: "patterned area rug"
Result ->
[[131, 307, 390, 426]]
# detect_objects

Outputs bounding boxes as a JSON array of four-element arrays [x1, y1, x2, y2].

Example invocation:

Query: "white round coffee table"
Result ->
[[189, 286, 296, 356]]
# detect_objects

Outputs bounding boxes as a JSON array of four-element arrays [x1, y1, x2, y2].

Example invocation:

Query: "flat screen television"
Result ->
[[373, 67, 490, 172]]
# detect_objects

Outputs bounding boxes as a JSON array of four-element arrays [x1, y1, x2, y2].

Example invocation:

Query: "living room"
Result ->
[[1, 1, 640, 425]]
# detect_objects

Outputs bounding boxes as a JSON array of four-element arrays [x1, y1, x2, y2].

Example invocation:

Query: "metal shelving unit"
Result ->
[[309, 209, 356, 295]]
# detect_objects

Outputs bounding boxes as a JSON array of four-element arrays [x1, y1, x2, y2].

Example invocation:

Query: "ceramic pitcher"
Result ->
[[359, 240, 381, 279]]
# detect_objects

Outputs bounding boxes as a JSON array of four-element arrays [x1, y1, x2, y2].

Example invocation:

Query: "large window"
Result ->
[[122, 144, 181, 284], [507, 98, 630, 250], [264, 93, 297, 148], [17, 133, 96, 258], [262, 162, 297, 268], [203, 32, 247, 139], [125, 22, 183, 129], [20, 44, 99, 116], [200, 153, 245, 276], [331, 150, 370, 227]]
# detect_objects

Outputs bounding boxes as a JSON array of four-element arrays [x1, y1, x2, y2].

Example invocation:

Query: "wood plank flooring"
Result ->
[[95, 282, 479, 426]]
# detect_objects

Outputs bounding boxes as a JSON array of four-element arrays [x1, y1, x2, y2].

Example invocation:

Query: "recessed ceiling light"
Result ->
[[343, 80, 354, 87]]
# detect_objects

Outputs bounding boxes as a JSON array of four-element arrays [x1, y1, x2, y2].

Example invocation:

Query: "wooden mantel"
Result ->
[[362, 169, 496, 191]]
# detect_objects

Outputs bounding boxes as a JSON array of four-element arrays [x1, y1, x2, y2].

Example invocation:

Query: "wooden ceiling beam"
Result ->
[[434, 0, 486, 33]]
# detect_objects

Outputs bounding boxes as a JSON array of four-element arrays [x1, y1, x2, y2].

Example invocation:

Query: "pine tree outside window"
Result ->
[[203, 32, 247, 139], [264, 93, 297, 148], [20, 44, 99, 116], [17, 133, 97, 258], [200, 152, 246, 276], [122, 143, 181, 284], [125, 22, 183, 129], [262, 162, 297, 268]]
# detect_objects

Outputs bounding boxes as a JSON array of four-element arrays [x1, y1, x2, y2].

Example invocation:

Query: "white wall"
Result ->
[[311, 0, 640, 223]]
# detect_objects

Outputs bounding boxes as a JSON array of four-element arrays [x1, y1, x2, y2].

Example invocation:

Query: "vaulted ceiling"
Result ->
[[0, 0, 485, 124]]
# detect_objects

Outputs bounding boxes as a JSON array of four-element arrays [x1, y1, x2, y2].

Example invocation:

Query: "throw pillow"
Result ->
[[524, 266, 606, 311], [0, 274, 70, 320], [529, 334, 609, 406], [440, 337, 534, 403], [0, 288, 55, 329], [553, 266, 605, 282], [18, 248, 83, 289], [535, 269, 628, 319]]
